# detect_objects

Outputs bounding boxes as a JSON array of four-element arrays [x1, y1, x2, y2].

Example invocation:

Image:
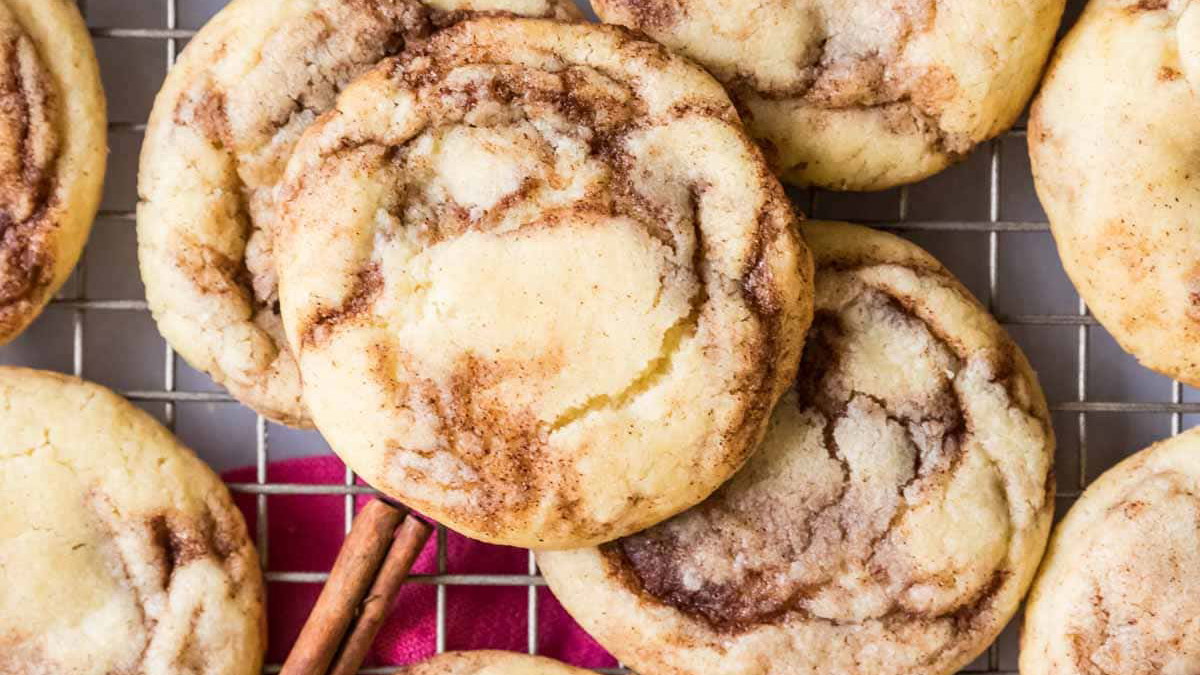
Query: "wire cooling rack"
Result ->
[[3, 0, 1190, 672]]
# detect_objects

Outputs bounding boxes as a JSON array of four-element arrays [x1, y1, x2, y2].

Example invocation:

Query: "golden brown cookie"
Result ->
[[399, 651, 594, 675], [0, 367, 264, 674], [539, 221, 1054, 675], [1031, 0, 1200, 385], [137, 0, 579, 427], [0, 0, 105, 344], [1022, 427, 1200, 674], [276, 18, 813, 549], [593, 0, 1065, 190]]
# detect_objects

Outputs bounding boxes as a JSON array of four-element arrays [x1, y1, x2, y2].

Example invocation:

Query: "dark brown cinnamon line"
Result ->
[[280, 499, 406, 675], [328, 514, 435, 675]]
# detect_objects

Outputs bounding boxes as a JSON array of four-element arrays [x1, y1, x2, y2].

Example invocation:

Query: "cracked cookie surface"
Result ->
[[539, 221, 1054, 675], [137, 0, 579, 428], [1031, 0, 1200, 386], [0, 368, 264, 675], [1023, 427, 1200, 675], [0, 0, 105, 344], [276, 18, 813, 549], [592, 0, 1064, 190], [399, 651, 595, 675]]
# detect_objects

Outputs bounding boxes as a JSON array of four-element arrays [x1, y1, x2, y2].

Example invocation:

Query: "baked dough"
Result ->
[[1022, 427, 1200, 675], [0, 367, 264, 675], [0, 0, 105, 343], [593, 0, 1065, 190], [276, 18, 813, 549], [399, 651, 595, 675], [1031, 0, 1200, 385], [137, 0, 579, 427], [539, 221, 1054, 675]]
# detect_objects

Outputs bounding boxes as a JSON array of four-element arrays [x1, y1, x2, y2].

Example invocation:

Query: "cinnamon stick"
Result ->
[[280, 499, 405, 675], [328, 515, 434, 675]]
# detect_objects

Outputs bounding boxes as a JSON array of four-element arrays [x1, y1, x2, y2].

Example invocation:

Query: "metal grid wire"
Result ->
[[37, 1, 1182, 673]]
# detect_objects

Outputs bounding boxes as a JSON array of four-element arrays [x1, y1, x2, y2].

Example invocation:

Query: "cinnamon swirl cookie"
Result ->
[[399, 651, 594, 675], [0, 0, 105, 344], [276, 18, 813, 549], [1022, 428, 1200, 674], [0, 368, 264, 675], [539, 221, 1055, 675], [592, 0, 1065, 190], [1031, 0, 1200, 385], [137, 0, 578, 427]]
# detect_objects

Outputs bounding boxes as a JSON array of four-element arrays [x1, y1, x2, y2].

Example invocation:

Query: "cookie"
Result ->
[[592, 0, 1065, 191], [539, 221, 1054, 675], [399, 651, 594, 675], [0, 0, 105, 344], [1022, 428, 1200, 674], [137, 0, 579, 427], [1030, 0, 1200, 385], [276, 18, 814, 549], [0, 367, 264, 674]]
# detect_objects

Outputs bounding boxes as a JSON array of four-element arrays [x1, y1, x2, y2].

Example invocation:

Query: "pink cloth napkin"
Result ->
[[222, 456, 618, 668]]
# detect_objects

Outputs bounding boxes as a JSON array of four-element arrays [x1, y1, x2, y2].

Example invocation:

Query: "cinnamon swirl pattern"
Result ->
[[1031, 0, 1200, 386], [539, 221, 1054, 674], [399, 651, 595, 675], [0, 368, 264, 675], [592, 0, 1065, 191], [137, 0, 578, 427], [1023, 428, 1200, 675], [0, 0, 105, 344], [276, 18, 813, 549]]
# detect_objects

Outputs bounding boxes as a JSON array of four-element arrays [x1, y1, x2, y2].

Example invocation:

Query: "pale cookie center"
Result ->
[[374, 118, 694, 429], [669, 0, 816, 89], [616, 282, 1009, 627], [432, 125, 543, 216], [383, 216, 687, 424]]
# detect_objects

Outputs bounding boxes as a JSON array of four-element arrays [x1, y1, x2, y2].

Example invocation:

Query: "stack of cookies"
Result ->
[[4, 0, 1200, 672], [133, 1, 1057, 671]]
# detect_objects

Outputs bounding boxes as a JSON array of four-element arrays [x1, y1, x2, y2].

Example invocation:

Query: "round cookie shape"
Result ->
[[0, 368, 264, 674], [137, 0, 579, 428], [0, 0, 105, 344], [1022, 428, 1200, 674], [1030, 0, 1200, 386], [592, 0, 1065, 191], [539, 221, 1054, 675], [399, 651, 595, 675], [276, 18, 813, 549]]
